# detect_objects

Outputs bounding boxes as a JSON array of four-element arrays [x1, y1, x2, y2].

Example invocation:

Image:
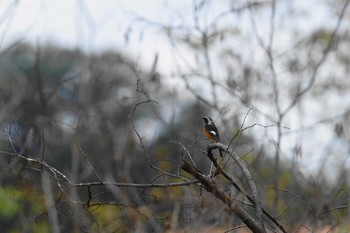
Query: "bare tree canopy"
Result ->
[[1, 0, 350, 232]]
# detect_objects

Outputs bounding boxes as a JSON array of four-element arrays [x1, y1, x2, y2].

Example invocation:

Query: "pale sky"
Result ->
[[0, 0, 334, 75]]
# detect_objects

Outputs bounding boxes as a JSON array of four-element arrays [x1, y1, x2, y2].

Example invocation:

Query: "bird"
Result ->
[[202, 116, 220, 142], [202, 116, 223, 157]]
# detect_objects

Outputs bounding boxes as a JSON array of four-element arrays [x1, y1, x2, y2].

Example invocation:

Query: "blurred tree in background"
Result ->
[[1, 0, 350, 232]]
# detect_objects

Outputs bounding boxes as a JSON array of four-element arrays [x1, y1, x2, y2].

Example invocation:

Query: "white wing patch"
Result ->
[[209, 130, 216, 135]]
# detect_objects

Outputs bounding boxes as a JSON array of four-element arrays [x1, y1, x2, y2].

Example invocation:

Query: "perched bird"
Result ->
[[202, 116, 223, 157]]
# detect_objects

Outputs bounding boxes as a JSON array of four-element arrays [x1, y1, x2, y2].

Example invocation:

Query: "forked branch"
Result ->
[[181, 160, 265, 233]]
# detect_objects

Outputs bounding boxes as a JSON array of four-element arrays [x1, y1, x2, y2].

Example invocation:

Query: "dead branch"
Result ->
[[206, 144, 287, 233], [181, 160, 265, 233], [208, 142, 265, 229]]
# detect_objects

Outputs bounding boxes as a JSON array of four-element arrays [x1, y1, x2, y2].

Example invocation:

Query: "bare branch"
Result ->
[[205, 145, 287, 233], [181, 160, 265, 233], [72, 180, 198, 188]]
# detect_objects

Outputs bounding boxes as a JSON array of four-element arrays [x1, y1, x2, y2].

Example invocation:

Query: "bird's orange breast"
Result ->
[[203, 126, 219, 142]]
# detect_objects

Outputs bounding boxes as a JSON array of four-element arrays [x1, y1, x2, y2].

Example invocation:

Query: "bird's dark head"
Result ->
[[202, 116, 213, 124]]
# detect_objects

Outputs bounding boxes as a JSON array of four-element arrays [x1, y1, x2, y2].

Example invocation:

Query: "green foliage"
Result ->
[[89, 205, 124, 232], [0, 184, 49, 232], [311, 29, 333, 47], [0, 187, 25, 220], [89, 204, 155, 232]]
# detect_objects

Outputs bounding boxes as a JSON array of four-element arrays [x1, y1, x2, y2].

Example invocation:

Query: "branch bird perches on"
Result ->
[[181, 142, 287, 233]]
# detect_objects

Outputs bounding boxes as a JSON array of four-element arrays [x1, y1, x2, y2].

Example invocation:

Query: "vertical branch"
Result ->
[[273, 119, 282, 212], [266, 0, 283, 214], [69, 132, 84, 231], [250, 0, 282, 213], [34, 45, 47, 109], [41, 173, 60, 233], [192, 0, 218, 107], [202, 31, 218, 105]]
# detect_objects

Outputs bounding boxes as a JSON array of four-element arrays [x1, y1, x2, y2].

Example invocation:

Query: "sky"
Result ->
[[0, 0, 330, 72], [0, 0, 196, 75], [0, 0, 334, 75]]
